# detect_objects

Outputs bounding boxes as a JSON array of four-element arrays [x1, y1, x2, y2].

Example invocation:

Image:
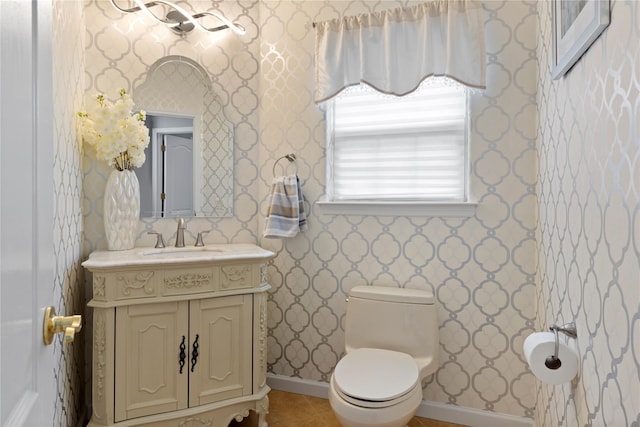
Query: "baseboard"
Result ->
[[266, 374, 534, 427], [267, 373, 331, 399], [414, 399, 534, 427]]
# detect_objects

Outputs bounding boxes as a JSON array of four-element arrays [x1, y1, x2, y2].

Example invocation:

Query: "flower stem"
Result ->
[[114, 152, 133, 171]]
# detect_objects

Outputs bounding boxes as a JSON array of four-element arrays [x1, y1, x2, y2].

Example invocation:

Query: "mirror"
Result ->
[[133, 56, 233, 217]]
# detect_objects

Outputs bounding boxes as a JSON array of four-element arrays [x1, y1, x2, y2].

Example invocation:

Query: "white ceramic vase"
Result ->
[[104, 169, 140, 250]]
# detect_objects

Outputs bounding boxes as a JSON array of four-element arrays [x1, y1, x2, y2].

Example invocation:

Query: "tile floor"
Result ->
[[230, 389, 468, 427]]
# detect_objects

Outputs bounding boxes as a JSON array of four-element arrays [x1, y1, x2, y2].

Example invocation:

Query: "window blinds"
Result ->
[[327, 82, 467, 201]]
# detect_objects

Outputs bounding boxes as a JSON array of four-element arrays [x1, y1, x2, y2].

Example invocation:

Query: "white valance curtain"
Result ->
[[314, 0, 486, 103]]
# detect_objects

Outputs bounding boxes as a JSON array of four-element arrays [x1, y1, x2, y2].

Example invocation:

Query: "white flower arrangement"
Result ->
[[78, 89, 150, 170]]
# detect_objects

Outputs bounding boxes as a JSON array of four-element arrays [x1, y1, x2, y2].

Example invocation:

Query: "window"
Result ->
[[321, 80, 473, 216]]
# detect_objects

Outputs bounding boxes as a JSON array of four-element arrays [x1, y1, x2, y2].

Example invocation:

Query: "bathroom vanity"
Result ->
[[82, 244, 274, 427]]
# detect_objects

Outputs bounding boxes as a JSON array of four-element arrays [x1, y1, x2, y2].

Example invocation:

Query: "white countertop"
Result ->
[[82, 243, 275, 269]]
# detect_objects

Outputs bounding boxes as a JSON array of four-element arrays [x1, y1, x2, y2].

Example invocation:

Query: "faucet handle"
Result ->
[[147, 231, 165, 248], [195, 230, 211, 247]]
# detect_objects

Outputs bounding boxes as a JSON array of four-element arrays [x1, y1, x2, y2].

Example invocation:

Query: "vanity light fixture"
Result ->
[[110, 0, 246, 36]]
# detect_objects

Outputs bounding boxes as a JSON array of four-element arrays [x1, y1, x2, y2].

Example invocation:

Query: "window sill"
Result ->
[[315, 197, 477, 217]]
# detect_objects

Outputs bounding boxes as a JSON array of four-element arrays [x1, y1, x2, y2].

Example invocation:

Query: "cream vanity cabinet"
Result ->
[[83, 244, 275, 427]]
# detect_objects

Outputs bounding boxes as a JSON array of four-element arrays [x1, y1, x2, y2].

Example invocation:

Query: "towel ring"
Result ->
[[272, 153, 298, 177]]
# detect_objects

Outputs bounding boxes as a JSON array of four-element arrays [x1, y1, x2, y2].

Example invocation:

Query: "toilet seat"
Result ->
[[333, 348, 419, 409]]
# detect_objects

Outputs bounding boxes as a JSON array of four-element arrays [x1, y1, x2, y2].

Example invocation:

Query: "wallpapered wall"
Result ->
[[52, 0, 86, 425], [81, 0, 538, 419], [535, 1, 639, 425], [83, 0, 261, 254], [258, 0, 538, 418]]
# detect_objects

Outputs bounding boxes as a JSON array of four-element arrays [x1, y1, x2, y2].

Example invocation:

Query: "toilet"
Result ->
[[328, 285, 439, 427]]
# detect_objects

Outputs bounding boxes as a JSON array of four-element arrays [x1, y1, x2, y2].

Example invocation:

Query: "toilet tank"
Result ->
[[345, 285, 439, 378]]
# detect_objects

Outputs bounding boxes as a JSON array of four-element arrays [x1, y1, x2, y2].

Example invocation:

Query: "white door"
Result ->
[[0, 1, 56, 425], [163, 133, 194, 216]]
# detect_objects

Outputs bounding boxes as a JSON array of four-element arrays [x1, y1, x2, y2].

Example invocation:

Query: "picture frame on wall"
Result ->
[[551, 0, 610, 79]]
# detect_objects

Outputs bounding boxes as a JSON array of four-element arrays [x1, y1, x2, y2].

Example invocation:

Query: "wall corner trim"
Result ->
[[266, 374, 534, 427]]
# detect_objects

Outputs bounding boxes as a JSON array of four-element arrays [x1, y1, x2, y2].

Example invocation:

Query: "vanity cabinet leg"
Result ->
[[257, 394, 269, 427]]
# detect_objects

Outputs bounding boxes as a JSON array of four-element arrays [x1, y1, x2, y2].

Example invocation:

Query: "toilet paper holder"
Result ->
[[545, 322, 577, 370]]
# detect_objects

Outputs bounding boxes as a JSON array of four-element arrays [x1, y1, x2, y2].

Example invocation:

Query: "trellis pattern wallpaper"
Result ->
[[536, 1, 640, 425], [258, 0, 538, 418], [82, 0, 261, 254], [52, 0, 86, 426]]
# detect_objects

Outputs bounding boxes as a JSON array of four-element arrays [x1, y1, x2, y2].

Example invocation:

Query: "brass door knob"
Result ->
[[43, 306, 82, 345]]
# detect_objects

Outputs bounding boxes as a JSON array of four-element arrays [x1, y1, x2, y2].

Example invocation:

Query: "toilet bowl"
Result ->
[[328, 285, 439, 427], [329, 348, 422, 427]]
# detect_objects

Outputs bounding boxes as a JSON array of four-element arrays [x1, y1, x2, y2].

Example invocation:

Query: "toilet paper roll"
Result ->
[[523, 332, 578, 384]]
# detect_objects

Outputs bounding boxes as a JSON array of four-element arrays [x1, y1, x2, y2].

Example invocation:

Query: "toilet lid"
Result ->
[[333, 348, 419, 404]]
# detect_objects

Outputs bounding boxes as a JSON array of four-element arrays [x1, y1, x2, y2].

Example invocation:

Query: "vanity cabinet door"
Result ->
[[188, 295, 253, 407], [115, 301, 189, 421]]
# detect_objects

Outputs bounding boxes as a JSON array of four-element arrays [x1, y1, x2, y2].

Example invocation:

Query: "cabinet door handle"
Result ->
[[191, 334, 199, 372], [179, 336, 186, 374]]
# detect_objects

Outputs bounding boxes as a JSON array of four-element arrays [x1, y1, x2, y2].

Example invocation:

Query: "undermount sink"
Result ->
[[141, 247, 226, 259]]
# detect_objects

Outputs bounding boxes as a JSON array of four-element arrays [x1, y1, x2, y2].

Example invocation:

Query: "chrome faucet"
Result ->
[[175, 218, 185, 247]]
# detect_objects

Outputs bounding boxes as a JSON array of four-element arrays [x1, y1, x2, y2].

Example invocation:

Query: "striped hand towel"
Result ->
[[264, 175, 308, 238]]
